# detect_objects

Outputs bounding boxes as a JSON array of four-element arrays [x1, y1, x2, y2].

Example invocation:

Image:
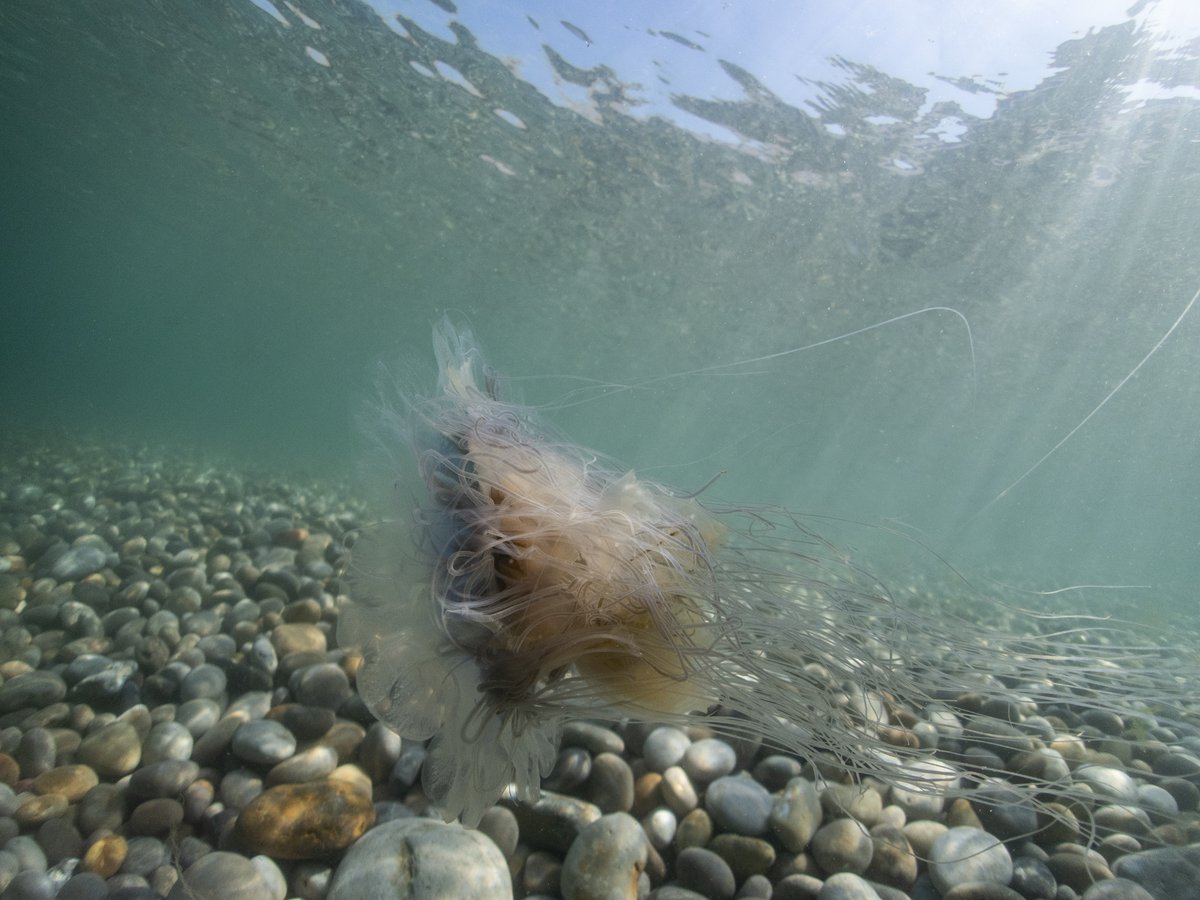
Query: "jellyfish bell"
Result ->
[[340, 314, 1199, 841]]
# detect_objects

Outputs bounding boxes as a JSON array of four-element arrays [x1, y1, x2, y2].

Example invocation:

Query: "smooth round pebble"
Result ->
[[770, 777, 823, 853], [234, 779, 374, 859], [642, 728, 691, 772], [818, 872, 882, 900], [929, 827, 1013, 895], [681, 738, 736, 783], [560, 812, 648, 900], [812, 817, 874, 875], [168, 851, 277, 899], [705, 774, 772, 836], [327, 817, 512, 899], [231, 720, 297, 766], [587, 752, 634, 813], [76, 721, 141, 778], [675, 846, 736, 900], [141, 721, 194, 764]]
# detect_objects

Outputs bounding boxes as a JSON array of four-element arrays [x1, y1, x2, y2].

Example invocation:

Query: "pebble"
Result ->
[[233, 779, 375, 859], [770, 776, 824, 852], [707, 833, 776, 881], [141, 721, 194, 764], [818, 872, 882, 900], [168, 851, 278, 899], [560, 812, 648, 900], [587, 752, 635, 813], [681, 738, 737, 783], [811, 817, 874, 875], [705, 774, 773, 836], [0, 673, 67, 713], [50, 545, 109, 581], [660, 766, 699, 817], [180, 664, 227, 703], [327, 818, 512, 899], [266, 744, 339, 785], [31, 765, 97, 802], [76, 720, 141, 778], [929, 828, 1013, 895], [675, 846, 736, 900], [1080, 880, 1155, 900], [128, 759, 199, 799], [562, 722, 624, 756], [642, 728, 691, 772], [231, 719, 297, 765], [1112, 844, 1200, 897], [507, 791, 602, 855], [523, 850, 563, 895]]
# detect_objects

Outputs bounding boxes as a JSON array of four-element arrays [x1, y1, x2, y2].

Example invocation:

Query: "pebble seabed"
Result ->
[[0, 436, 1198, 900]]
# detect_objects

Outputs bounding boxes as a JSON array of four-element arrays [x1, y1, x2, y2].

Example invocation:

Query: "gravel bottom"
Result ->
[[0, 436, 1197, 900]]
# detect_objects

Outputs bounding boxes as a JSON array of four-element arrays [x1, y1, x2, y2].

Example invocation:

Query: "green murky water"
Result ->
[[2, 1, 1198, 610]]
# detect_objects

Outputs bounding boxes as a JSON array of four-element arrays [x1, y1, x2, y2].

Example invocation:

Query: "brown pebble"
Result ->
[[0, 752, 18, 785], [270, 623, 327, 657], [708, 833, 776, 881], [32, 764, 99, 802], [130, 798, 186, 836], [233, 778, 375, 859], [15, 792, 69, 827], [632, 772, 663, 817], [83, 833, 128, 878]]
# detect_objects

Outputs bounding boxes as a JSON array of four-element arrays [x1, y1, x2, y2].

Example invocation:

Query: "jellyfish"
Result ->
[[339, 315, 1198, 831]]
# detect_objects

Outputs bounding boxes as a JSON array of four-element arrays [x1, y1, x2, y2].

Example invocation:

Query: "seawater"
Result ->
[[2, 0, 1199, 619]]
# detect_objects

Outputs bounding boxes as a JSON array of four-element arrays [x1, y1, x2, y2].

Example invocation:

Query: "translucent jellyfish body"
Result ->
[[340, 317, 1198, 831]]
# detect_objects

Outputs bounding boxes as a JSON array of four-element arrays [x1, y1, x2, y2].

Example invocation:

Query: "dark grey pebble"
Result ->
[[1011, 855, 1058, 900], [266, 744, 338, 785], [705, 774, 772, 836], [968, 781, 1039, 841], [50, 545, 108, 581], [1080, 881, 1155, 900], [929, 828, 1012, 895], [737, 873, 774, 898], [167, 851, 275, 899], [586, 752, 634, 813], [358, 722, 402, 783], [57, 872, 109, 900], [642, 727, 691, 771], [129, 798, 185, 836], [0, 673, 66, 713], [175, 699, 221, 737], [129, 760, 200, 800], [0, 870, 56, 900], [230, 720, 296, 766], [561, 721, 624, 756], [217, 768, 263, 809], [506, 791, 602, 855], [35, 816, 82, 864], [388, 744, 427, 793], [277, 704, 336, 740], [543, 746, 592, 794], [120, 837, 168, 877], [477, 805, 520, 858], [942, 884, 1026, 900], [522, 850, 562, 895], [675, 847, 736, 900], [1111, 844, 1200, 898], [753, 755, 804, 791], [14, 728, 56, 777], [290, 663, 352, 710], [180, 665, 226, 703]]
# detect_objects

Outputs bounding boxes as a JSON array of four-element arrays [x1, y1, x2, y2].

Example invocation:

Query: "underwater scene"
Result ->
[[2, 1, 1200, 898]]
